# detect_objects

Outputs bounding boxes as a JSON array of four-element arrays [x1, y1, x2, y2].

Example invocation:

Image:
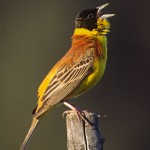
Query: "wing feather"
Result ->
[[34, 48, 95, 118], [43, 58, 93, 103]]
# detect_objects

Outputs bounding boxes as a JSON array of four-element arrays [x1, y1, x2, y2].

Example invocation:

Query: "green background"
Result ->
[[0, 0, 149, 149]]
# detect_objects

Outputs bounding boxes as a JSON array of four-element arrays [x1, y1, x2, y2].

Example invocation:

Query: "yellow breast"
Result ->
[[69, 35, 107, 98], [86, 35, 107, 87]]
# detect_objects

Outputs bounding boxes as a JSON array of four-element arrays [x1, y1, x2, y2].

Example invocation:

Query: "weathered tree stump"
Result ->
[[66, 110, 104, 150]]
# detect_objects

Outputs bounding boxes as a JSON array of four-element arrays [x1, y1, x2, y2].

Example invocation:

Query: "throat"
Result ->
[[73, 28, 99, 37]]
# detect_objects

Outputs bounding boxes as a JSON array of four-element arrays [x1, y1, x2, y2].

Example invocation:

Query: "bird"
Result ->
[[20, 3, 114, 150]]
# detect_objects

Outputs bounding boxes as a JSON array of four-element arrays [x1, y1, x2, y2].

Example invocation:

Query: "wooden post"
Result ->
[[66, 110, 104, 150]]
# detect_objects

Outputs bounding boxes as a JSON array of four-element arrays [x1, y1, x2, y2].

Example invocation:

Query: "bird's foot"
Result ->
[[63, 102, 90, 126]]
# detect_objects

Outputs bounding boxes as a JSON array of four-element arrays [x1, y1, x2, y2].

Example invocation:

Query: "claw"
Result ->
[[63, 101, 90, 126], [62, 110, 75, 118]]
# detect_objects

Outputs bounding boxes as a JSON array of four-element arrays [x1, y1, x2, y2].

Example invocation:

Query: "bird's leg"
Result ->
[[63, 101, 89, 125]]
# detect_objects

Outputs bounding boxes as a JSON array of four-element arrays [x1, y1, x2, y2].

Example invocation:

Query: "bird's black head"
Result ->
[[75, 3, 115, 32], [75, 8, 98, 31]]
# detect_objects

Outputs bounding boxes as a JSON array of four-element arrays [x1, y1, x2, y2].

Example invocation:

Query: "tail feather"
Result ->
[[20, 118, 39, 150]]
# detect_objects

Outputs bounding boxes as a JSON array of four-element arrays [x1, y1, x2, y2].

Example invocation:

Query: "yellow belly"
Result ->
[[84, 56, 106, 90], [72, 58, 106, 98], [67, 58, 106, 100]]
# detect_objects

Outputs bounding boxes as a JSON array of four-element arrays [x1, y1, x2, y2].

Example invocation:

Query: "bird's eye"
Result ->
[[87, 14, 94, 20]]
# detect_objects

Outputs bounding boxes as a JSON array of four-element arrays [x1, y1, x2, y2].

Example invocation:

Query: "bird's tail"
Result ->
[[20, 117, 39, 150]]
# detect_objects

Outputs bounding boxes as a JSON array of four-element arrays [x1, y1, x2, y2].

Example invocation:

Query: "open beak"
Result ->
[[97, 3, 115, 19]]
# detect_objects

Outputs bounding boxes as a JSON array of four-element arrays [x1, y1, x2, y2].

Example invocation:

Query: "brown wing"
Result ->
[[34, 48, 94, 118]]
